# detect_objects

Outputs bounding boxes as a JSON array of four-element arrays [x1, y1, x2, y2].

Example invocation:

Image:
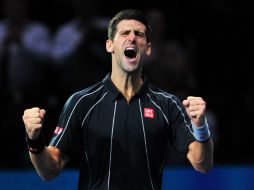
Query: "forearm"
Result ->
[[29, 146, 65, 181], [23, 108, 68, 180], [187, 138, 214, 173]]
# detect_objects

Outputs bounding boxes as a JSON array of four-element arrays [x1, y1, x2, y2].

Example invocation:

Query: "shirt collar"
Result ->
[[102, 73, 149, 101]]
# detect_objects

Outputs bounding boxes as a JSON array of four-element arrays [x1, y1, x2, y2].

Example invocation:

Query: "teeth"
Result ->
[[126, 47, 135, 51]]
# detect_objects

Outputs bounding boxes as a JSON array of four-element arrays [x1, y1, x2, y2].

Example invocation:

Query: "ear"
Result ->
[[106, 39, 113, 53], [146, 43, 152, 56]]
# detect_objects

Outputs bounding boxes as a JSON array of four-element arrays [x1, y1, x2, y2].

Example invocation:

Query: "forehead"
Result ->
[[116, 19, 146, 32]]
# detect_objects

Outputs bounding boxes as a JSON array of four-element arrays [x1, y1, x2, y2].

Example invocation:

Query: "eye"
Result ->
[[121, 31, 129, 36], [135, 31, 145, 38]]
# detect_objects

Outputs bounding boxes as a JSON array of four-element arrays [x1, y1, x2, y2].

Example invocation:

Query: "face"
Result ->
[[106, 19, 151, 74]]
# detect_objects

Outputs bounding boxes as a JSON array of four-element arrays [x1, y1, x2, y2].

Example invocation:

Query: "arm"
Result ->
[[187, 138, 213, 173], [29, 146, 69, 180], [183, 96, 214, 173], [23, 107, 69, 180]]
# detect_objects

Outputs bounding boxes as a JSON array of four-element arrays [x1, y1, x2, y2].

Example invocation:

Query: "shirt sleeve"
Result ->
[[49, 93, 83, 158], [168, 96, 195, 154]]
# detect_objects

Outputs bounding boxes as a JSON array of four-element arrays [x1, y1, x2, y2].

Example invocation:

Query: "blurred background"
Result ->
[[0, 0, 253, 189]]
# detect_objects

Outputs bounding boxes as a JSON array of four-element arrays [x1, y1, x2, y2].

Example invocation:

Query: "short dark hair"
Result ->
[[108, 9, 151, 43]]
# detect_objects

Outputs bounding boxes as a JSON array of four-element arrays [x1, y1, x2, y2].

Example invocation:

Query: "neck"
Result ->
[[111, 71, 143, 102]]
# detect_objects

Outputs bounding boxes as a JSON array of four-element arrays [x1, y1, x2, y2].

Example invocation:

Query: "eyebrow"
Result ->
[[119, 29, 145, 35]]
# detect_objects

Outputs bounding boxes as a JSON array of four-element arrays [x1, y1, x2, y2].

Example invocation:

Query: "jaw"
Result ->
[[123, 54, 138, 65], [112, 54, 141, 75], [122, 51, 141, 72]]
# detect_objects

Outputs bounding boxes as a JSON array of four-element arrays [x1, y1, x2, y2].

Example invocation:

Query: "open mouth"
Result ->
[[124, 47, 137, 59]]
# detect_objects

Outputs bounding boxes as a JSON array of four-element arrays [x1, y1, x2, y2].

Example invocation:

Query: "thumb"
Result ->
[[182, 99, 189, 107], [39, 109, 46, 123], [39, 109, 46, 118]]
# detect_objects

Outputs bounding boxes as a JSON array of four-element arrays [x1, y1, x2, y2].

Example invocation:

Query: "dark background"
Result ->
[[0, 0, 253, 168]]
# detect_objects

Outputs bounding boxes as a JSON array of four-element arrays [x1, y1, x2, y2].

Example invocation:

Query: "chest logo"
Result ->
[[144, 108, 155, 118]]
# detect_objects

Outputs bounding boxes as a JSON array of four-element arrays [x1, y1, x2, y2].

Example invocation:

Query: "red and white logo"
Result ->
[[144, 108, 155, 118], [54, 126, 63, 135]]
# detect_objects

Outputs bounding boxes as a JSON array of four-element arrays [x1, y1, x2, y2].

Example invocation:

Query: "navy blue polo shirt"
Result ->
[[49, 73, 195, 190]]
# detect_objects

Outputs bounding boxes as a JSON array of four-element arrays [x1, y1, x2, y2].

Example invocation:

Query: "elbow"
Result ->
[[205, 160, 214, 173], [197, 165, 212, 174], [38, 170, 60, 181], [195, 160, 213, 174], [40, 175, 55, 181]]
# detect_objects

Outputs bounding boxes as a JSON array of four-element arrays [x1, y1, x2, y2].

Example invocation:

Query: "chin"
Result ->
[[124, 67, 141, 75]]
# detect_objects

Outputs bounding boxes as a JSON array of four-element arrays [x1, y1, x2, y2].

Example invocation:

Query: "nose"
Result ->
[[127, 31, 136, 42]]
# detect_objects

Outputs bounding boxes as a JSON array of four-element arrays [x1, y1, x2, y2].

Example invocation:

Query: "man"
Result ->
[[23, 9, 213, 190]]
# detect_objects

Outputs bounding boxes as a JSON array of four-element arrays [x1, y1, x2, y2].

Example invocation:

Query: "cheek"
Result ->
[[113, 43, 124, 54], [140, 45, 149, 55]]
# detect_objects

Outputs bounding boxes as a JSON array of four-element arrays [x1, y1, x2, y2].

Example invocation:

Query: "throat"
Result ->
[[111, 72, 143, 102], [122, 79, 143, 103], [122, 90, 136, 103]]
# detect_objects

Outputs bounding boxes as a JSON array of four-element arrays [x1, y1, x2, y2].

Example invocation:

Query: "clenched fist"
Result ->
[[22, 107, 46, 139], [182, 96, 206, 127]]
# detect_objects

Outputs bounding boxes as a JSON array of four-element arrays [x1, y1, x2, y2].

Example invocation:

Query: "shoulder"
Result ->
[[64, 81, 104, 108], [147, 84, 176, 102], [146, 84, 185, 109]]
